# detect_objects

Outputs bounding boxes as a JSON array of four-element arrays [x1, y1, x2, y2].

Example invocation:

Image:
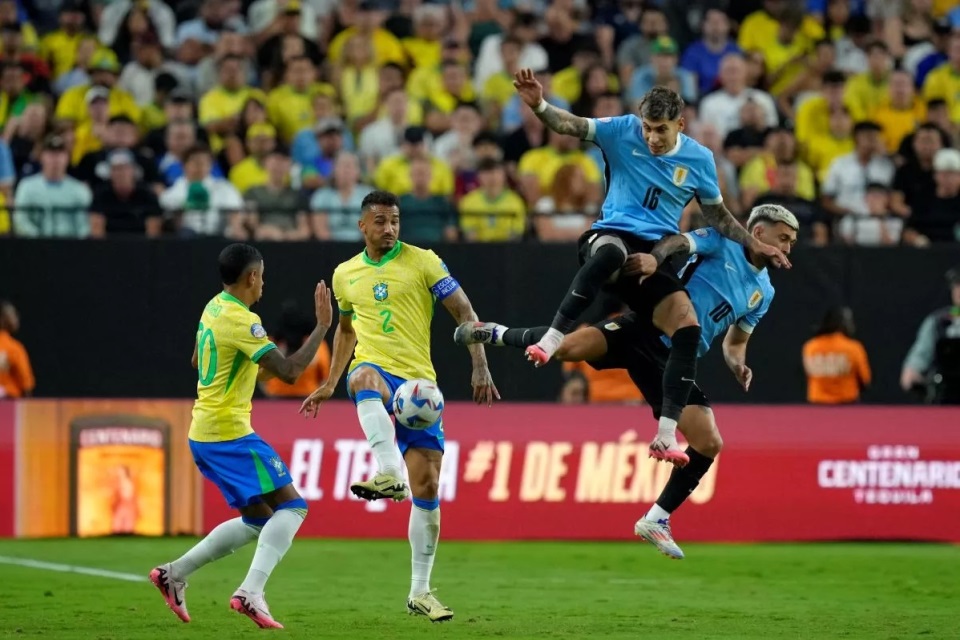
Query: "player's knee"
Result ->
[[702, 432, 723, 458], [349, 368, 385, 399], [412, 477, 439, 501]]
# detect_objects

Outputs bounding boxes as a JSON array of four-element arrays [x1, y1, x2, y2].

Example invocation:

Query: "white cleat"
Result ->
[[407, 591, 454, 623], [634, 518, 685, 560], [453, 321, 505, 347]]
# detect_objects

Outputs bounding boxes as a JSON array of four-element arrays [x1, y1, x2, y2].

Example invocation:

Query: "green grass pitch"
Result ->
[[0, 538, 955, 639]]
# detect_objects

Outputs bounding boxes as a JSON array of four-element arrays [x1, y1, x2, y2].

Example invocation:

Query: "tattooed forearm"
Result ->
[[650, 234, 692, 266], [700, 202, 756, 248], [536, 103, 589, 139]]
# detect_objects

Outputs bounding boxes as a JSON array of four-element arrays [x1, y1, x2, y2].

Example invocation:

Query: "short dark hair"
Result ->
[[638, 86, 684, 121], [927, 98, 948, 110], [816, 306, 853, 337], [108, 115, 136, 127], [184, 144, 213, 164], [823, 70, 847, 86], [477, 157, 502, 172], [360, 190, 400, 215], [865, 39, 889, 55], [287, 55, 313, 66], [853, 120, 882, 135], [219, 243, 262, 285]]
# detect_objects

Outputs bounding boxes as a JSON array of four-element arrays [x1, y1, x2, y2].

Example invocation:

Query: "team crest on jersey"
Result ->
[[373, 282, 389, 301], [269, 457, 286, 477], [748, 290, 763, 309], [694, 228, 709, 237], [250, 323, 267, 338], [672, 165, 689, 187]]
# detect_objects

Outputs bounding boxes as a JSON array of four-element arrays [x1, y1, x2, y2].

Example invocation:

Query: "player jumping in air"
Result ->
[[512, 69, 790, 466], [455, 205, 799, 559], [150, 243, 332, 629], [299, 190, 498, 623]]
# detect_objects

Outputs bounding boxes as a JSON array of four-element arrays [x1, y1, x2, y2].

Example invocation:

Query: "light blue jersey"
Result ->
[[585, 115, 723, 241], [663, 227, 775, 357]]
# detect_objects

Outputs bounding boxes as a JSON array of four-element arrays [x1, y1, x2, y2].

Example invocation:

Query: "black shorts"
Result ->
[[577, 229, 686, 318], [586, 312, 710, 420]]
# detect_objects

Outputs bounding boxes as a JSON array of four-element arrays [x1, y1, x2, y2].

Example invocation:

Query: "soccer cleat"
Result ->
[[453, 321, 503, 347], [407, 591, 454, 623], [149, 564, 190, 623], [648, 436, 690, 467], [525, 344, 550, 367], [350, 471, 409, 502], [230, 589, 284, 629], [634, 518, 685, 560]]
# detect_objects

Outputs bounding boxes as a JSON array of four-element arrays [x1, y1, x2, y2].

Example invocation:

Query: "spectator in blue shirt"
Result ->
[[680, 8, 740, 96], [627, 36, 697, 105]]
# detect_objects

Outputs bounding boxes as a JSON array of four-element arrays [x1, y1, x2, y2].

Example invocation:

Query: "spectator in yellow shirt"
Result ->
[[266, 55, 332, 145], [401, 4, 445, 70], [336, 34, 380, 124], [327, 1, 406, 68], [517, 129, 601, 206], [199, 54, 267, 153], [38, 0, 86, 81], [482, 36, 522, 111], [423, 60, 476, 117], [54, 50, 141, 127], [874, 69, 926, 154], [740, 127, 816, 208], [843, 40, 892, 122], [229, 123, 279, 195], [805, 106, 855, 181], [459, 158, 526, 242], [72, 87, 110, 165], [795, 70, 846, 149], [374, 126, 454, 197], [922, 34, 960, 122], [738, 0, 824, 56]]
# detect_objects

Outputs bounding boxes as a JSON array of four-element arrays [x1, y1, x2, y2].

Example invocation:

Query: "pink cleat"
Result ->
[[230, 590, 284, 629], [149, 564, 190, 623], [525, 345, 550, 367], [648, 436, 690, 468]]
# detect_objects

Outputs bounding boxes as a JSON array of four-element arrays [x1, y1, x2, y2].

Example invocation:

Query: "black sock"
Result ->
[[502, 326, 549, 348], [660, 325, 701, 422], [655, 447, 714, 513], [551, 244, 625, 334]]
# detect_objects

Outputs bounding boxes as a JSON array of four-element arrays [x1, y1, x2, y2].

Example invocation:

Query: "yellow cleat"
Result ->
[[350, 472, 408, 502], [407, 591, 454, 623]]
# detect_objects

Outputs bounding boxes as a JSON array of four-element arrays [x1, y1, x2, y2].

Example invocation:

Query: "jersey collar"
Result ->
[[362, 241, 403, 267], [219, 291, 248, 309], [663, 133, 683, 157]]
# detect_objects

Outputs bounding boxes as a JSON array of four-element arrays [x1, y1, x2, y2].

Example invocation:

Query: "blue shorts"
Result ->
[[347, 362, 445, 456], [190, 433, 293, 509]]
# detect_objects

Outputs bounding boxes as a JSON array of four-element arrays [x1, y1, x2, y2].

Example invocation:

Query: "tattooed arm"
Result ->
[[699, 201, 757, 250], [650, 234, 693, 266], [535, 102, 590, 139]]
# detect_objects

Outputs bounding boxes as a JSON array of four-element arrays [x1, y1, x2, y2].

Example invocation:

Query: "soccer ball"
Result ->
[[392, 379, 444, 430]]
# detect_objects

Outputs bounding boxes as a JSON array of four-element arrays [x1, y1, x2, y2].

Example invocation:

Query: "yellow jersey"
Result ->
[[39, 30, 83, 79], [374, 154, 454, 196], [332, 242, 456, 382], [922, 63, 960, 122], [843, 72, 890, 122], [229, 157, 268, 195], [190, 292, 277, 442], [266, 83, 335, 144], [517, 147, 602, 192], [328, 27, 407, 67], [458, 188, 527, 242], [199, 85, 268, 151], [55, 84, 141, 126]]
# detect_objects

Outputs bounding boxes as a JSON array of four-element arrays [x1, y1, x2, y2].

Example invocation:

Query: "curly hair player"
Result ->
[[150, 243, 333, 629], [455, 205, 798, 559], [300, 190, 499, 623], [512, 69, 791, 466]]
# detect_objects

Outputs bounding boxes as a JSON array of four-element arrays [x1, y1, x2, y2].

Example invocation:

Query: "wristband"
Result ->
[[534, 100, 548, 113]]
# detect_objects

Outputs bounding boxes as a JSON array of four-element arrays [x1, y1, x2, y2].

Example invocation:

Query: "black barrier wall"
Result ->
[[1, 239, 958, 404]]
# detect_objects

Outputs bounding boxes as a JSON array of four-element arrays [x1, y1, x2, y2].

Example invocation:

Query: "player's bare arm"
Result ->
[[441, 288, 500, 406], [700, 202, 792, 268], [258, 282, 332, 385], [513, 68, 589, 139], [621, 234, 692, 279], [300, 312, 358, 417], [722, 325, 753, 392]]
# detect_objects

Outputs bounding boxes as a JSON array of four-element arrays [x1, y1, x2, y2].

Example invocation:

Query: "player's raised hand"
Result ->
[[471, 364, 500, 407], [733, 364, 753, 392], [754, 242, 792, 269], [299, 384, 334, 418], [622, 253, 658, 278], [314, 281, 332, 328], [513, 68, 544, 108]]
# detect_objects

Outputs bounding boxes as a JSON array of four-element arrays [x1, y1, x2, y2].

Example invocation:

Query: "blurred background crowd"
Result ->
[[0, 0, 957, 245]]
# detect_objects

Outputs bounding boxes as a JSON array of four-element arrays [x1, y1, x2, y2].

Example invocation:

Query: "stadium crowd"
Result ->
[[0, 0, 958, 245]]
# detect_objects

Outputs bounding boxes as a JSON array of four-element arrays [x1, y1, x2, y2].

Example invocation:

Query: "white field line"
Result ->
[[0, 555, 146, 582]]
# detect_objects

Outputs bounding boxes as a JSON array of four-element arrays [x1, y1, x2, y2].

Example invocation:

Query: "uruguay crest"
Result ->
[[373, 282, 389, 301], [672, 165, 689, 187], [748, 289, 763, 309]]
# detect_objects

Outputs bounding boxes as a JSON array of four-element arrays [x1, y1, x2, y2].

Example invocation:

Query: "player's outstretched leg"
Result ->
[[150, 516, 264, 623], [404, 447, 453, 623], [454, 322, 548, 350], [231, 493, 309, 629], [526, 240, 626, 366], [649, 293, 702, 467], [636, 405, 721, 559], [348, 368, 408, 501]]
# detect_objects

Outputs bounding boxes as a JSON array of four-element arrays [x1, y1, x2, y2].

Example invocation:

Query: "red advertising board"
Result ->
[[0, 402, 13, 537], [201, 402, 960, 542]]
